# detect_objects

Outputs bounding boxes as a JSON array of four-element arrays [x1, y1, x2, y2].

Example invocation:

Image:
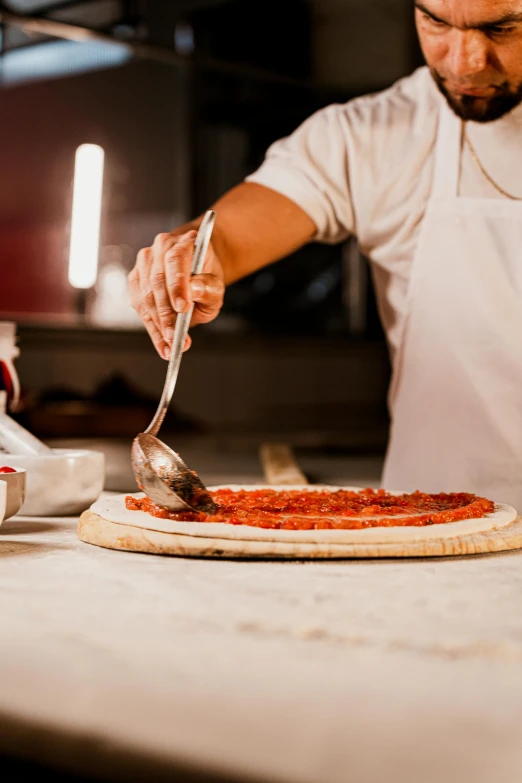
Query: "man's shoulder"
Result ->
[[326, 68, 440, 199], [335, 67, 440, 135], [355, 66, 438, 107], [333, 68, 441, 244]]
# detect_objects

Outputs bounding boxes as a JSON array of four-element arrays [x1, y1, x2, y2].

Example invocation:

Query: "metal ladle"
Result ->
[[131, 210, 217, 515]]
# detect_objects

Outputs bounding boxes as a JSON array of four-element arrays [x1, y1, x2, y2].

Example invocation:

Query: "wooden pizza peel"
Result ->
[[78, 443, 522, 558]]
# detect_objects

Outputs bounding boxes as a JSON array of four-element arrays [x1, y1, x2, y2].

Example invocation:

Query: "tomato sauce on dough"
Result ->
[[125, 488, 495, 530]]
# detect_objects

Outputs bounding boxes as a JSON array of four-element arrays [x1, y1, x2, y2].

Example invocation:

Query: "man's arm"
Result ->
[[202, 182, 315, 283], [128, 182, 316, 359]]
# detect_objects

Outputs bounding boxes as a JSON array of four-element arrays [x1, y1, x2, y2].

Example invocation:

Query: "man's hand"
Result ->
[[129, 183, 316, 358], [128, 229, 225, 360]]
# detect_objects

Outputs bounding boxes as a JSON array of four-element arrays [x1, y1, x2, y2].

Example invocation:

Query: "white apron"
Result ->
[[382, 101, 522, 509]]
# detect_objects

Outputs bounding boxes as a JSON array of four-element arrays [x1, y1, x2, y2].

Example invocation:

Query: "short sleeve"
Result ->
[[245, 105, 355, 244]]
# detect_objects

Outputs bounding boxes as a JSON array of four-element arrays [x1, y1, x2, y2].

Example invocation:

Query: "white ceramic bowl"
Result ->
[[0, 480, 6, 525], [0, 467, 26, 520], [5, 449, 105, 517]]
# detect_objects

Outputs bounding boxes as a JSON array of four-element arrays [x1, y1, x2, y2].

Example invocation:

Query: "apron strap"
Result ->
[[431, 100, 462, 200]]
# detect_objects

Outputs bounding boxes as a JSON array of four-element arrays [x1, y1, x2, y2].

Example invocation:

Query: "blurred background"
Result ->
[[0, 0, 423, 487]]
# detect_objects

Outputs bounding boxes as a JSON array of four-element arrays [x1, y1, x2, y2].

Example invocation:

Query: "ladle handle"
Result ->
[[145, 210, 216, 437]]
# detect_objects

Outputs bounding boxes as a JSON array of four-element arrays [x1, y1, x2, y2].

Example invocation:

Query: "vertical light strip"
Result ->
[[68, 144, 105, 289]]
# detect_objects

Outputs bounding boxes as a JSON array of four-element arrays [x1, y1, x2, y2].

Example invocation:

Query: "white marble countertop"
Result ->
[[1, 442, 522, 782]]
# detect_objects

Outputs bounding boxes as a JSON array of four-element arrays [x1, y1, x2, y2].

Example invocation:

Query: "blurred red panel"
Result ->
[[0, 222, 73, 315]]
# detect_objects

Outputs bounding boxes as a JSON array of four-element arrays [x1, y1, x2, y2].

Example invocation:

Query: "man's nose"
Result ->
[[448, 30, 488, 78]]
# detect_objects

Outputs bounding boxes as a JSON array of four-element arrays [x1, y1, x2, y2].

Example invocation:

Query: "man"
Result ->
[[129, 0, 522, 507]]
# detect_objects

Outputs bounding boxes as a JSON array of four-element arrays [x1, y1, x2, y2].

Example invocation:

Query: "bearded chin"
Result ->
[[431, 69, 522, 123]]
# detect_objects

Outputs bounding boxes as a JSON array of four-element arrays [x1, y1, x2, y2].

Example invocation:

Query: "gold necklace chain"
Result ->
[[463, 124, 522, 201]]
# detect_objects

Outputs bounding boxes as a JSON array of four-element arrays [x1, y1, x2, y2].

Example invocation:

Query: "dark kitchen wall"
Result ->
[[0, 0, 419, 323], [0, 0, 420, 445], [0, 58, 190, 316]]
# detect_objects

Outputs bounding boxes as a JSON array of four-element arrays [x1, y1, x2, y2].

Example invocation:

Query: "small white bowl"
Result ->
[[0, 480, 6, 525], [5, 449, 105, 517], [0, 467, 26, 521]]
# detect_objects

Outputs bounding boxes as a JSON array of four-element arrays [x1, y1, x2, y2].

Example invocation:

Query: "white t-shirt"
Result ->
[[246, 66, 522, 358]]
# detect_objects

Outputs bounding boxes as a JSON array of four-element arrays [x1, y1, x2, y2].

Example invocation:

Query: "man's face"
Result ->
[[415, 0, 522, 121]]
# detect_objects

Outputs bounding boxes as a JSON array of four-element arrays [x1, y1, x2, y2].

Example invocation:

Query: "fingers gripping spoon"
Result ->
[[131, 211, 217, 514]]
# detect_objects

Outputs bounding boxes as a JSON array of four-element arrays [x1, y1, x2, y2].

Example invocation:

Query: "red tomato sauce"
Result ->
[[125, 488, 496, 530]]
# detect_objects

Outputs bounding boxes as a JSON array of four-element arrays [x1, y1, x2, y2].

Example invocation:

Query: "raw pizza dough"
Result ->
[[90, 485, 517, 545]]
